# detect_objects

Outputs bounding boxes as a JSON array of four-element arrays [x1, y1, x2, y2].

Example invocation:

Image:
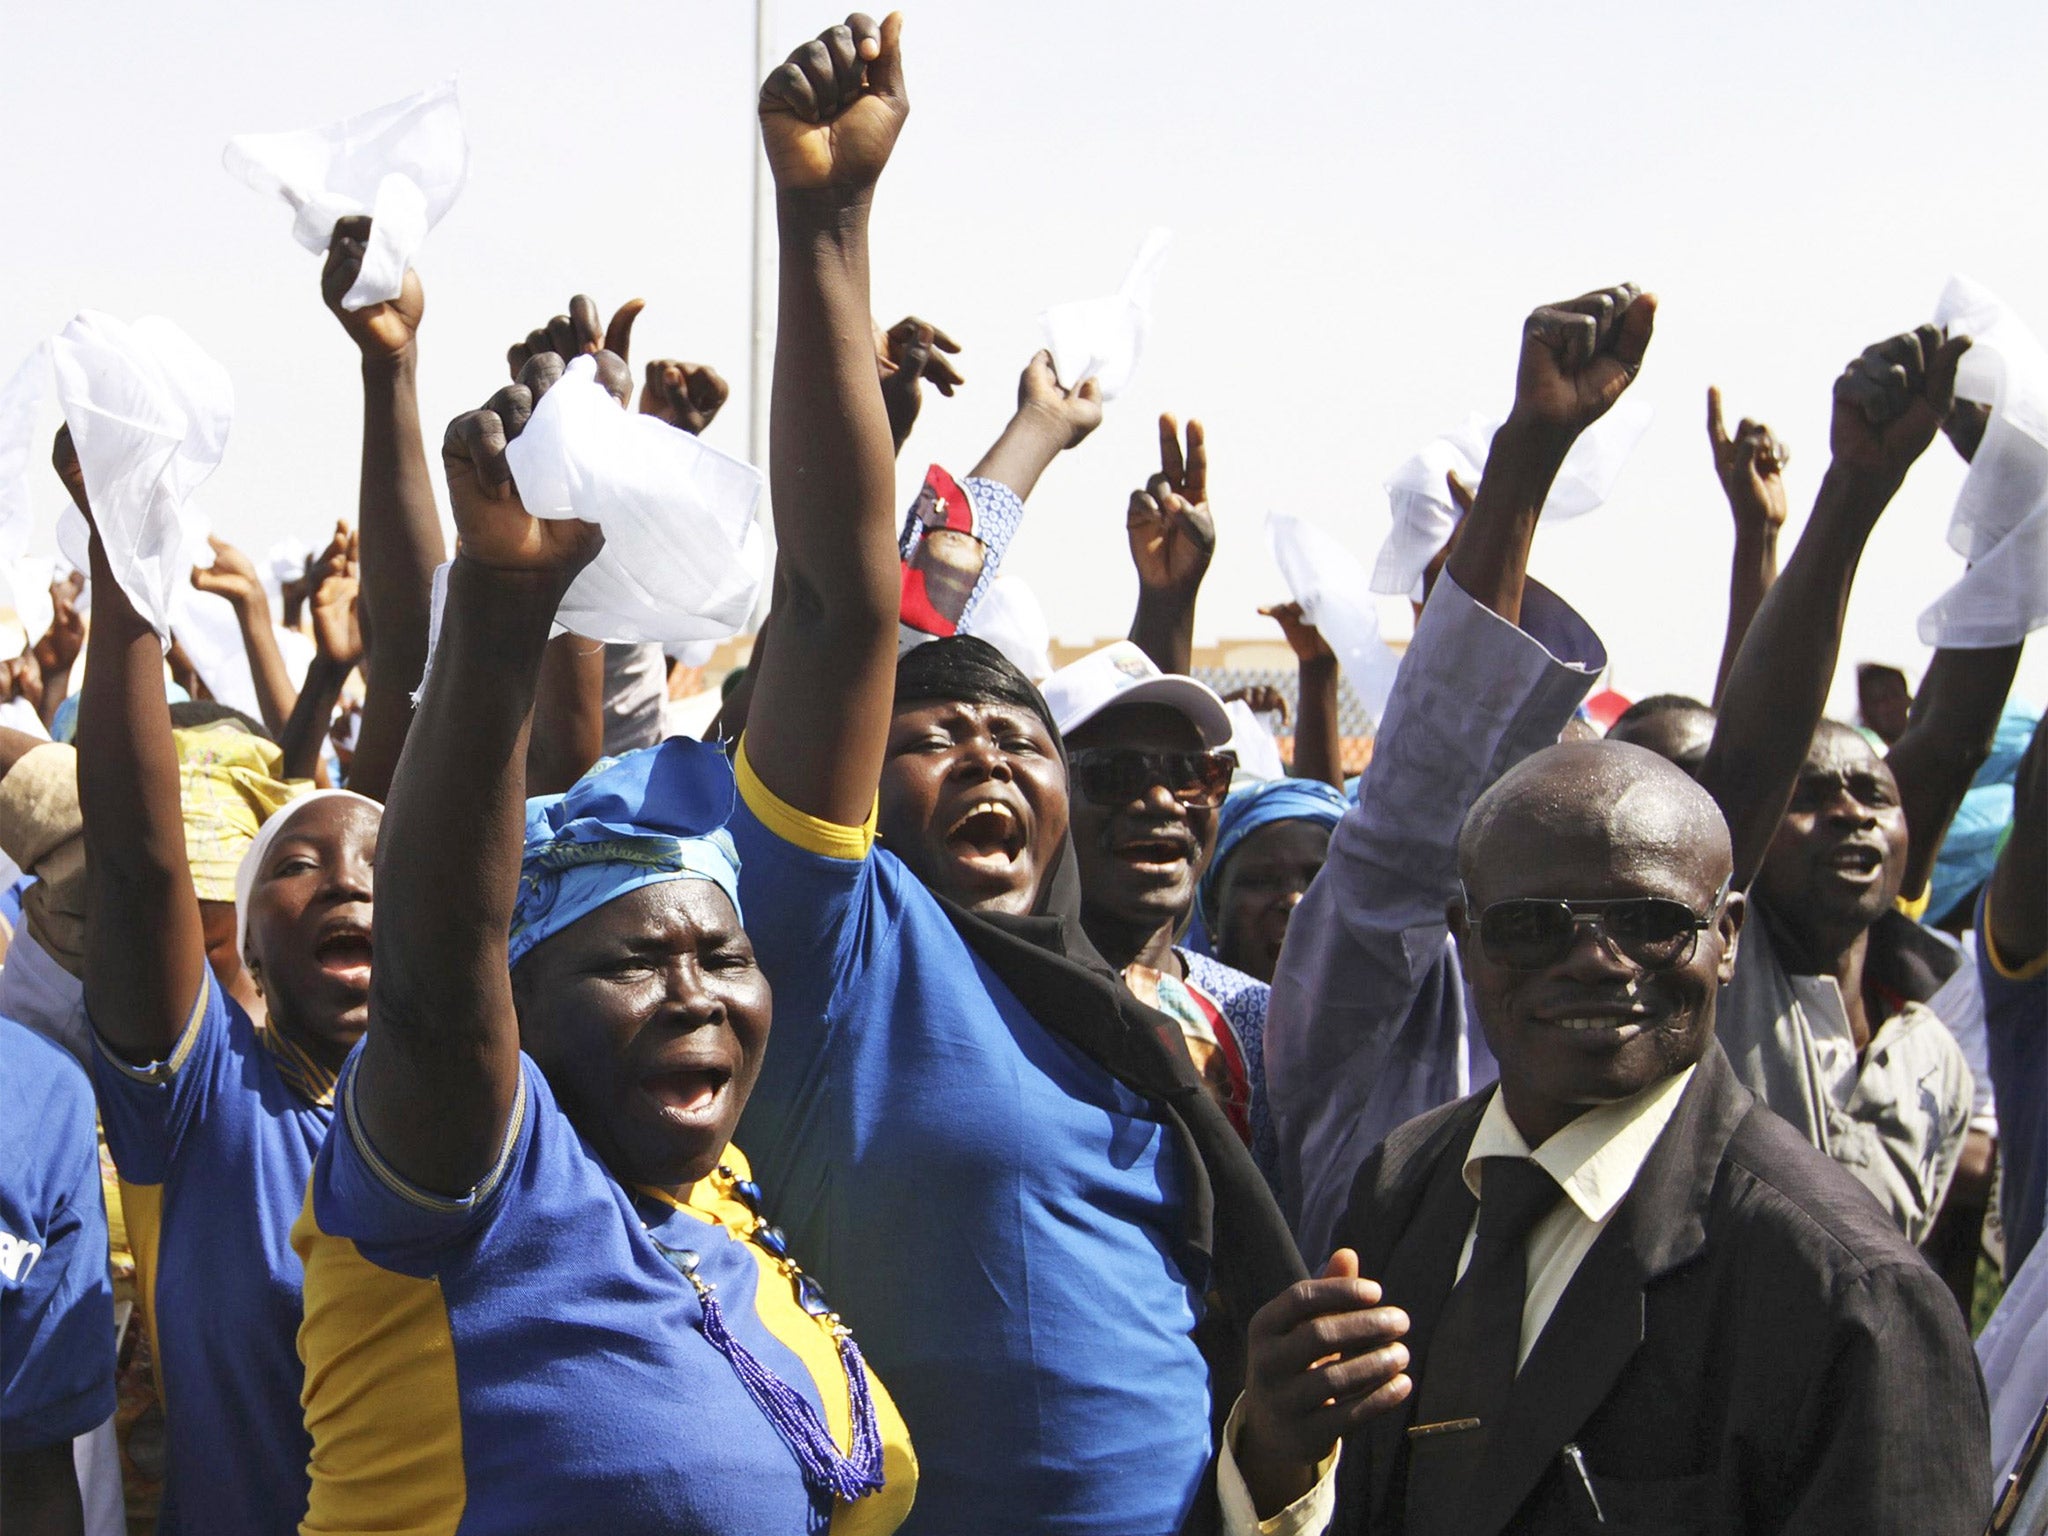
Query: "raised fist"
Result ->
[[442, 355, 604, 579], [1510, 284, 1656, 444], [640, 360, 730, 436], [1707, 387, 1790, 532], [323, 216, 425, 360], [758, 13, 908, 196], [506, 294, 640, 407], [1829, 325, 1971, 486]]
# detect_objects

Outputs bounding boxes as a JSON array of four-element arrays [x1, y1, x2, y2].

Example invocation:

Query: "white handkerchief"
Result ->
[[263, 535, 315, 613], [503, 357, 764, 649], [1268, 510, 1403, 726], [1373, 396, 1653, 599], [961, 571, 1053, 681], [1037, 227, 1172, 401], [170, 580, 267, 722], [224, 79, 467, 310], [1221, 699, 1287, 784], [1919, 277, 2048, 647], [47, 314, 233, 647], [0, 697, 47, 741]]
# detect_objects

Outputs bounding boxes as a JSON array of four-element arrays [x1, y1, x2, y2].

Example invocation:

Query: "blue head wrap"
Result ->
[[1925, 701, 2039, 925], [1196, 776, 1349, 932], [509, 737, 743, 969]]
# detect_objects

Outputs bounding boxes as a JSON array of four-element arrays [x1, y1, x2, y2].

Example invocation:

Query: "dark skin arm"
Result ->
[[742, 12, 911, 828], [323, 217, 446, 803], [0, 724, 49, 777], [1887, 642, 2023, 903], [354, 357, 606, 1195], [1, 1441, 84, 1536], [1260, 602, 1342, 788], [967, 349, 1101, 500], [1986, 709, 2047, 972], [876, 314, 963, 454], [1705, 387, 1791, 707], [1699, 327, 1971, 890], [525, 634, 606, 796], [32, 571, 85, 729], [189, 534, 298, 736], [61, 426, 207, 1064], [278, 532, 362, 782], [1126, 414, 1212, 675]]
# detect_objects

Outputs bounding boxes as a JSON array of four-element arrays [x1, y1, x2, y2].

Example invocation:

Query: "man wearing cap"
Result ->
[[1041, 641, 1281, 1167]]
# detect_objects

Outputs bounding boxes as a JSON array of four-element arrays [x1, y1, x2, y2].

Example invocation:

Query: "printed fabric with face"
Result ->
[[1456, 743, 1744, 1148], [1064, 704, 1227, 959], [1753, 721, 1909, 957]]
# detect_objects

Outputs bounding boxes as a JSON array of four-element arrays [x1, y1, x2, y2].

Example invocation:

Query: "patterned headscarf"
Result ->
[[1196, 776, 1349, 933], [509, 737, 742, 969], [175, 719, 307, 904]]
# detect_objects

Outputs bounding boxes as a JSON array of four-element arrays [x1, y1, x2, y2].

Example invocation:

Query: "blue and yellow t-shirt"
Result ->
[[729, 744, 1213, 1536], [294, 1050, 916, 1536], [1, 1018, 117, 1453], [88, 972, 334, 1534]]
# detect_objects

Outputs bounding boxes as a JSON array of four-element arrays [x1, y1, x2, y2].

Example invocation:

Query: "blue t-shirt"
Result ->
[[294, 1053, 916, 1536], [1981, 894, 2048, 1274], [730, 746, 1211, 1535], [89, 974, 334, 1534], [1, 1017, 116, 1451]]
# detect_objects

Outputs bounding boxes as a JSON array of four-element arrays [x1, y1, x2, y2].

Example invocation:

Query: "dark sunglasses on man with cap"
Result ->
[[1067, 748, 1238, 810]]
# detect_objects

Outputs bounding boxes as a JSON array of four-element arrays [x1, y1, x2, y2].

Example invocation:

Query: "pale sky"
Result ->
[[6, 0, 2047, 717]]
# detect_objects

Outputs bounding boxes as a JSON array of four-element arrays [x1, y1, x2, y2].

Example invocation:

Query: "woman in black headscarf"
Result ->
[[729, 15, 1303, 1534]]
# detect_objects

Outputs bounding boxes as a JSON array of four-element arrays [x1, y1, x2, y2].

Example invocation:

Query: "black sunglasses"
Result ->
[[1067, 747, 1238, 810], [1465, 879, 1730, 972]]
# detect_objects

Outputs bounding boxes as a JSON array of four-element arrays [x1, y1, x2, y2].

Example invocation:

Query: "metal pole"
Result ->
[[747, 0, 777, 627]]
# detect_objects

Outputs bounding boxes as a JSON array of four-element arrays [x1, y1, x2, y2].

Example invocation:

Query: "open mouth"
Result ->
[[1539, 1013, 1649, 1045], [1823, 844, 1883, 876], [640, 1066, 734, 1128], [1115, 836, 1192, 871], [944, 798, 1027, 871], [313, 927, 373, 980]]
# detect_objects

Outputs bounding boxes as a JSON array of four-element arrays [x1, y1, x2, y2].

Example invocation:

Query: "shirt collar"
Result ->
[[1464, 1064, 1697, 1224]]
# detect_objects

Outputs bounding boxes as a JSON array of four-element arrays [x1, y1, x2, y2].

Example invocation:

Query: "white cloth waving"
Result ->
[[47, 313, 233, 647], [502, 356, 764, 649], [224, 79, 467, 310], [1268, 509, 1402, 727], [1919, 277, 2048, 647], [1037, 227, 1172, 401]]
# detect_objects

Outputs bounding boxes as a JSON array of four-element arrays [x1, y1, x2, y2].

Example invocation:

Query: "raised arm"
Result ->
[[1705, 386, 1790, 706], [354, 358, 605, 1195], [189, 534, 298, 736], [1260, 602, 1342, 788], [30, 571, 85, 731], [876, 314, 963, 455], [1699, 326, 1970, 889], [279, 525, 361, 782], [321, 216, 445, 803], [63, 427, 207, 1064], [1985, 709, 2046, 974], [742, 11, 910, 827], [968, 349, 1100, 500], [1126, 414, 1212, 675], [1888, 643, 2025, 903]]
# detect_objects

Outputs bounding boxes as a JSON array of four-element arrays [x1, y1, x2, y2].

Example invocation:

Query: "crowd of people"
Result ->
[[5, 11, 2048, 1535]]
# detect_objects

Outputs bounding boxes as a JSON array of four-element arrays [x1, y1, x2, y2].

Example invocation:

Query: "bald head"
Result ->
[[1460, 741, 1734, 901]]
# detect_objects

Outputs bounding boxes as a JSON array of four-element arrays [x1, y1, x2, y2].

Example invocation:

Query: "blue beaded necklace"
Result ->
[[639, 1166, 885, 1504]]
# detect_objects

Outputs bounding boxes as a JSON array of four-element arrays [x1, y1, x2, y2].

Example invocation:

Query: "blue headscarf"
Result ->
[[509, 737, 743, 968], [1196, 776, 1350, 934], [1926, 701, 2039, 925]]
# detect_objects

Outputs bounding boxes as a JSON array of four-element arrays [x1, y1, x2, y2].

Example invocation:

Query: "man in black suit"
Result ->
[[1224, 307, 1992, 1533]]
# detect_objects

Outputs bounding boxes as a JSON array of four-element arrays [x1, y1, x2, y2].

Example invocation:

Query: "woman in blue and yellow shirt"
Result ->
[[290, 303, 915, 1528]]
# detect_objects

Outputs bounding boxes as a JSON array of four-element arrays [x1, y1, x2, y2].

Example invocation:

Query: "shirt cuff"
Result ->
[[733, 737, 877, 861], [1215, 1393, 1341, 1536]]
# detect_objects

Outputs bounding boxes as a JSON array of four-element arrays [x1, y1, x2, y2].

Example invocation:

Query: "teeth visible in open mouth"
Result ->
[[1555, 1017, 1624, 1032], [949, 799, 1017, 834]]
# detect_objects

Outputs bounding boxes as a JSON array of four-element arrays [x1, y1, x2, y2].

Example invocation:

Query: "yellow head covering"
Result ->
[[173, 719, 308, 903]]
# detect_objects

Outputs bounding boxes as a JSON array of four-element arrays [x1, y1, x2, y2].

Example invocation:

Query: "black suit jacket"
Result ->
[[1328, 1041, 1990, 1535]]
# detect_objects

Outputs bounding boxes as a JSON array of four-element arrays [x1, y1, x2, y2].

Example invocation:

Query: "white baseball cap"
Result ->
[[1039, 641, 1233, 747]]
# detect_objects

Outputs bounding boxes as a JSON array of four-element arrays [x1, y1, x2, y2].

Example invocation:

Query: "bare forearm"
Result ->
[[968, 406, 1070, 503], [1888, 643, 2025, 901], [1713, 525, 1779, 708], [231, 594, 298, 737], [78, 540, 205, 1059], [36, 665, 72, 729], [1702, 465, 1894, 887], [279, 656, 349, 782], [350, 351, 444, 801], [1446, 416, 1570, 627], [1292, 656, 1343, 788], [526, 633, 606, 796], [1128, 590, 1196, 676], [359, 560, 557, 1193], [1985, 713, 2044, 969], [746, 192, 899, 822]]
